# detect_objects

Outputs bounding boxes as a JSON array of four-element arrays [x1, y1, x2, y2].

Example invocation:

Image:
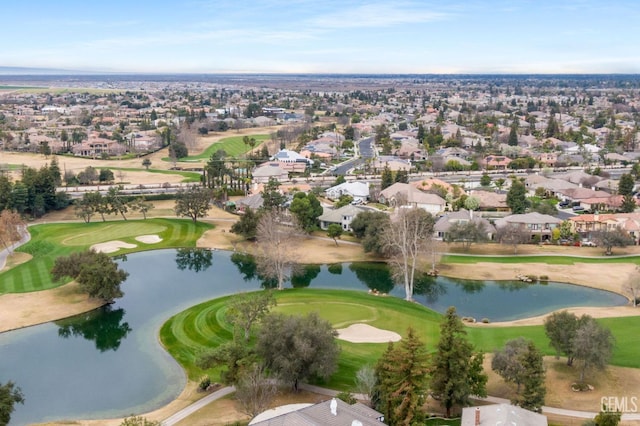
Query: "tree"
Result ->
[[174, 185, 212, 223], [106, 185, 129, 220], [354, 365, 377, 406], [593, 407, 622, 426], [508, 122, 519, 146], [0, 210, 24, 252], [129, 197, 154, 219], [496, 223, 531, 254], [383, 208, 435, 301], [234, 363, 278, 418], [169, 141, 188, 159], [256, 312, 340, 391], [623, 266, 640, 307], [142, 158, 152, 170], [573, 318, 614, 383], [592, 228, 634, 255], [381, 165, 394, 190], [260, 177, 286, 210], [513, 341, 546, 413], [51, 250, 128, 302], [506, 178, 528, 214], [255, 209, 301, 290], [373, 328, 430, 425], [225, 291, 276, 341], [289, 192, 322, 233], [464, 196, 480, 212], [620, 194, 636, 213], [351, 210, 391, 256], [491, 337, 529, 392], [335, 174, 346, 185], [334, 194, 354, 209], [98, 168, 114, 183], [0, 381, 24, 425], [446, 221, 488, 250], [430, 307, 487, 417], [230, 207, 261, 240], [618, 173, 635, 196], [327, 223, 343, 246], [480, 173, 492, 187], [544, 311, 589, 366]]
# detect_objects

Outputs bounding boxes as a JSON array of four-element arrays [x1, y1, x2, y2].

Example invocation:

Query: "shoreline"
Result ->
[[3, 222, 640, 424]]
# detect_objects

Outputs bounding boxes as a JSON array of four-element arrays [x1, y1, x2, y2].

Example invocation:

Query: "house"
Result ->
[[272, 149, 313, 165], [483, 155, 512, 170], [468, 190, 509, 211], [249, 397, 386, 425], [495, 212, 563, 242], [325, 182, 370, 202], [252, 163, 289, 184], [379, 183, 446, 215], [372, 156, 411, 172], [235, 193, 264, 212], [569, 212, 640, 242], [318, 205, 371, 231], [461, 404, 547, 426], [434, 209, 496, 240]]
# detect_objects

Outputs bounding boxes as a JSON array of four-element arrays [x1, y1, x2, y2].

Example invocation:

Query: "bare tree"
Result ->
[[234, 364, 278, 418], [623, 266, 640, 307], [0, 210, 25, 252], [496, 223, 531, 254], [354, 365, 377, 406], [256, 210, 301, 290], [383, 207, 435, 301], [177, 123, 198, 150]]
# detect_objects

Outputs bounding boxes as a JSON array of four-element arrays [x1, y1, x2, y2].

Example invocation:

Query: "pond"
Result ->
[[1, 249, 627, 425]]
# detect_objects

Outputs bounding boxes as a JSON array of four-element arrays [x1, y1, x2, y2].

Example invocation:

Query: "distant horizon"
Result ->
[[1, 1, 639, 75], [1, 66, 640, 78]]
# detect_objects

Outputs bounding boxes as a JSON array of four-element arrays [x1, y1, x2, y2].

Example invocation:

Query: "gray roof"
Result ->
[[434, 209, 496, 234], [251, 398, 386, 426], [496, 212, 562, 227], [461, 404, 547, 426], [318, 205, 370, 224]]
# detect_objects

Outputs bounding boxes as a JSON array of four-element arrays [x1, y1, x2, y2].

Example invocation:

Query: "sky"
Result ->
[[1, 0, 639, 74]]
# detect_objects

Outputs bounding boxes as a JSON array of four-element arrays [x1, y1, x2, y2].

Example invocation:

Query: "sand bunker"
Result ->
[[136, 234, 162, 244], [91, 240, 137, 253], [336, 323, 402, 343]]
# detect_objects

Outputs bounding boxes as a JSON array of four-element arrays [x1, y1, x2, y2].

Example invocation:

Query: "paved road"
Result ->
[[161, 386, 236, 426], [0, 227, 30, 270]]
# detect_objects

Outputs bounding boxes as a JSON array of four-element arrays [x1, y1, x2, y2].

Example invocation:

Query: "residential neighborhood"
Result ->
[[2, 72, 640, 426]]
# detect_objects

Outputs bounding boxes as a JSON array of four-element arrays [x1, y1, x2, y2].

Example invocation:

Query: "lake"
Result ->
[[1, 249, 627, 425]]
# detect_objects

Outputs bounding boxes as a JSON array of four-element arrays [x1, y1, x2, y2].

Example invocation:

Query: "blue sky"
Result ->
[[2, 0, 639, 74]]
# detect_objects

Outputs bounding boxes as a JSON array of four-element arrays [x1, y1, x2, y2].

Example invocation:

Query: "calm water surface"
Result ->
[[1, 249, 627, 425]]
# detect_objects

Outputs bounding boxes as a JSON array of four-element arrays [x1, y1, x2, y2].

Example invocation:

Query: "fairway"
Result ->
[[160, 289, 640, 392], [167, 134, 270, 162], [61, 222, 167, 246], [0, 218, 213, 294]]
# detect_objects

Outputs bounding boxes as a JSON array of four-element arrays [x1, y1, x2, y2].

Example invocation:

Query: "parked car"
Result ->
[[582, 240, 597, 247], [572, 205, 585, 212]]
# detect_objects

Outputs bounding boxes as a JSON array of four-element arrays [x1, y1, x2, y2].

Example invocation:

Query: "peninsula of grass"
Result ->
[[441, 253, 640, 265], [0, 218, 212, 294], [159, 289, 640, 391], [162, 134, 270, 162]]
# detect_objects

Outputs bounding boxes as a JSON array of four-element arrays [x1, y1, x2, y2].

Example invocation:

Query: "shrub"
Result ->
[[198, 375, 211, 391], [336, 391, 357, 405], [482, 318, 490, 324]]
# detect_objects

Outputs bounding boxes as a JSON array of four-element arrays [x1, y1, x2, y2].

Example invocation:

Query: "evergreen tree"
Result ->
[[506, 178, 528, 214], [480, 173, 491, 187], [260, 177, 286, 210], [381, 165, 394, 190], [514, 341, 546, 413], [373, 328, 430, 425], [618, 173, 635, 196], [508, 122, 519, 146], [430, 307, 487, 417]]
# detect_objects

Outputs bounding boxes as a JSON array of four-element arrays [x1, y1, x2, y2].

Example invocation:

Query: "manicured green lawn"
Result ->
[[441, 254, 640, 265], [160, 289, 640, 391], [163, 134, 270, 162], [0, 218, 212, 294]]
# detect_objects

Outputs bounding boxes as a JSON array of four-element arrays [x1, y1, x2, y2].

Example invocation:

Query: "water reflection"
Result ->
[[414, 273, 447, 304], [291, 265, 321, 288], [55, 305, 132, 352], [175, 248, 213, 272], [349, 262, 395, 293], [327, 263, 342, 275], [229, 251, 277, 288]]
